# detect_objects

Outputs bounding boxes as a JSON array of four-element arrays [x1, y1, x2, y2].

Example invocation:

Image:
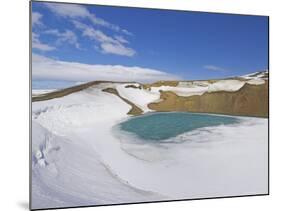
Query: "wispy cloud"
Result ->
[[73, 20, 136, 57], [32, 11, 78, 51], [43, 3, 132, 35], [32, 32, 56, 51], [44, 29, 80, 49], [114, 35, 129, 44], [99, 42, 135, 56], [32, 12, 43, 26], [32, 12, 56, 51], [32, 54, 180, 82], [38, 3, 136, 56], [203, 65, 227, 72]]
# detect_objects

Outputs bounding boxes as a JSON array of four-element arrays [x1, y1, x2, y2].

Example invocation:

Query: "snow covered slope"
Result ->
[[32, 84, 165, 209], [31, 72, 268, 209], [116, 83, 160, 112]]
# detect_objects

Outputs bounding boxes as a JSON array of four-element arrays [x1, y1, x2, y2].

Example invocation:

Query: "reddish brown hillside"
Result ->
[[148, 81, 268, 117]]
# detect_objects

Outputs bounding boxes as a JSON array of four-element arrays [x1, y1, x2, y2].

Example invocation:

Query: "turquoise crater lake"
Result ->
[[119, 112, 239, 141]]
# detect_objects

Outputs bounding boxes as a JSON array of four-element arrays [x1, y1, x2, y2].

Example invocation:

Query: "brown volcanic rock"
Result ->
[[148, 81, 268, 117], [143, 81, 179, 89], [125, 84, 142, 89]]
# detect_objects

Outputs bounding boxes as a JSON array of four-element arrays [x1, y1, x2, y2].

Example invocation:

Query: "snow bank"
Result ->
[[240, 70, 268, 80], [116, 84, 160, 112], [31, 84, 163, 209], [32, 89, 56, 96], [178, 81, 210, 87], [32, 120, 162, 209], [192, 81, 210, 87], [208, 80, 245, 92], [33, 85, 131, 135], [32, 121, 54, 167], [177, 81, 194, 87], [246, 78, 265, 85], [150, 85, 208, 97], [149, 80, 246, 97]]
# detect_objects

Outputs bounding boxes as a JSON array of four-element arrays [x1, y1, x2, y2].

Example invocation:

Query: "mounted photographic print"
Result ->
[[30, 1, 269, 210]]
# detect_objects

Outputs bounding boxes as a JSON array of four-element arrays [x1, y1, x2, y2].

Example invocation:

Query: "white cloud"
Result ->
[[32, 10, 80, 50], [32, 12, 55, 51], [100, 42, 135, 56], [32, 54, 180, 83], [114, 35, 129, 44], [73, 20, 136, 57], [35, 3, 135, 56], [44, 3, 89, 18], [121, 29, 133, 36], [32, 12, 43, 26], [44, 29, 80, 48], [32, 33, 56, 51], [44, 2, 132, 35], [203, 65, 226, 72]]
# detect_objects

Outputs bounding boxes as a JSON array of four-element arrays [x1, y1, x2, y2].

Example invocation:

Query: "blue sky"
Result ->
[[32, 1, 268, 84]]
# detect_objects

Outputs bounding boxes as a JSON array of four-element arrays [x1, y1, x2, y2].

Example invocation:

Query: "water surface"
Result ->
[[119, 112, 239, 141]]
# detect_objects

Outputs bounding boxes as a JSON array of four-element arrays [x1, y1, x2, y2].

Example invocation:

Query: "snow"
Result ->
[[178, 81, 209, 87], [149, 80, 248, 97], [192, 80, 210, 87], [150, 85, 209, 97], [240, 70, 268, 80], [32, 121, 162, 209], [113, 116, 268, 198], [32, 89, 56, 96], [116, 83, 160, 111], [246, 78, 265, 85], [32, 85, 164, 209], [208, 80, 245, 92], [32, 81, 268, 209]]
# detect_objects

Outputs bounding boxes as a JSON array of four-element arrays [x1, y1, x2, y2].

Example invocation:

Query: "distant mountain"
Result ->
[[32, 71, 269, 117]]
